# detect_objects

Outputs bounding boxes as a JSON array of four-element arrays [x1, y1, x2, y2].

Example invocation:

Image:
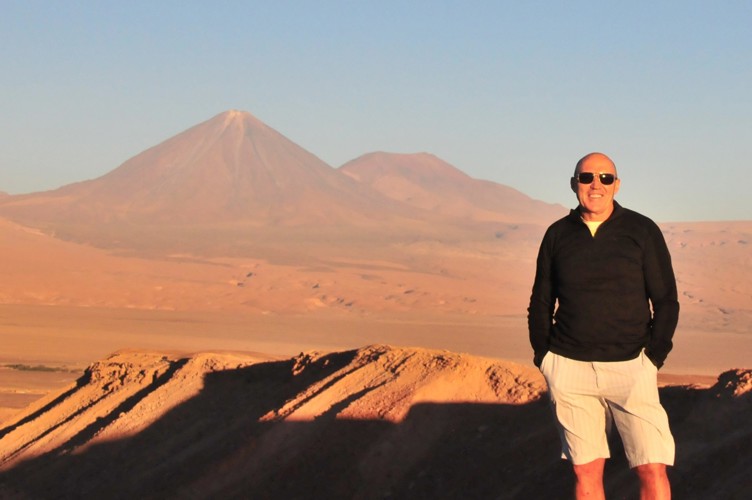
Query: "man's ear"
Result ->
[[570, 177, 578, 193]]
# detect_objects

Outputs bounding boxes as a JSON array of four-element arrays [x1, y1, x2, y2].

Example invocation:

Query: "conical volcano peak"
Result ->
[[210, 109, 271, 135], [217, 109, 257, 123], [0, 109, 403, 230]]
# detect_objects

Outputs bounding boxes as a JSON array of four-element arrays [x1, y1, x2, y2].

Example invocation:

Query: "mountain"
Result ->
[[0, 111, 563, 255], [0, 345, 749, 498], [340, 152, 564, 225], [0, 111, 408, 227]]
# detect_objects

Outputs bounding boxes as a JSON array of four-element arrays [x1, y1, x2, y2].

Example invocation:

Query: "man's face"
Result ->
[[571, 154, 621, 221]]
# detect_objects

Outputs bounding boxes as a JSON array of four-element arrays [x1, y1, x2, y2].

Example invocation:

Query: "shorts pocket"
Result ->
[[641, 349, 658, 371], [539, 351, 552, 374]]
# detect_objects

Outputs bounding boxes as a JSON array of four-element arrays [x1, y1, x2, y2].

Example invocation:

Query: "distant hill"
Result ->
[[340, 151, 564, 225], [0, 111, 564, 256]]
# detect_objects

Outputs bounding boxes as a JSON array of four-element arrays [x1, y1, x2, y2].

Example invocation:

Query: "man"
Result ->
[[528, 152, 679, 499]]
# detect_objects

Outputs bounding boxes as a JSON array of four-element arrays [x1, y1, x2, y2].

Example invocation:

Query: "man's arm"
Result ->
[[643, 223, 680, 368], [528, 230, 556, 367]]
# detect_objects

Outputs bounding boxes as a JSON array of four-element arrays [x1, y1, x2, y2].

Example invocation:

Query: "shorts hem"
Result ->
[[628, 456, 675, 469], [566, 453, 611, 466]]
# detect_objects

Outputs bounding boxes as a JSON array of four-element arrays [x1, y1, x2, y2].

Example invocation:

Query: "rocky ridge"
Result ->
[[0, 346, 750, 498]]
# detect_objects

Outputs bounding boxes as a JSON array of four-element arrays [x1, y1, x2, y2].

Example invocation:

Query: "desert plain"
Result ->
[[0, 111, 749, 498]]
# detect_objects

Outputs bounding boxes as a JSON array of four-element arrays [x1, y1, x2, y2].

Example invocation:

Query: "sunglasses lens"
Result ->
[[599, 174, 615, 185], [577, 173, 594, 184]]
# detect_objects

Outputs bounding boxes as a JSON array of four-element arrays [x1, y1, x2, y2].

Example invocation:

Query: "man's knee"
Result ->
[[573, 458, 606, 481], [634, 462, 667, 479], [572, 459, 607, 499], [634, 463, 671, 499]]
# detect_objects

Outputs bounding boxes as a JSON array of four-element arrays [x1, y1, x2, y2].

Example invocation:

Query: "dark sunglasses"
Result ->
[[575, 172, 617, 185]]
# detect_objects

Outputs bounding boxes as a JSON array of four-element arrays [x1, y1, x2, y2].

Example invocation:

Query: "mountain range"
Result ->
[[0, 110, 564, 256]]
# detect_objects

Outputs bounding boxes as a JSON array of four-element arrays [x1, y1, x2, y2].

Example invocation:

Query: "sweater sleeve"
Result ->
[[643, 222, 680, 368], [528, 228, 556, 367]]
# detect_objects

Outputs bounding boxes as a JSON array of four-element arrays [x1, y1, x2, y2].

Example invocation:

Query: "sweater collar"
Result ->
[[569, 200, 624, 223]]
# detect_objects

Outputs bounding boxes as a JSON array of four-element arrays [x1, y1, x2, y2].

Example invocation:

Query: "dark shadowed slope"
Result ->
[[1, 346, 750, 499]]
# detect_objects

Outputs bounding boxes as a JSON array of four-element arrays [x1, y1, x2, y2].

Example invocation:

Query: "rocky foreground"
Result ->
[[0, 345, 750, 499]]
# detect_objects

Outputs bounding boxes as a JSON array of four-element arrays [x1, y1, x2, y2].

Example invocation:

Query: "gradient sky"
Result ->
[[2, 1, 750, 222]]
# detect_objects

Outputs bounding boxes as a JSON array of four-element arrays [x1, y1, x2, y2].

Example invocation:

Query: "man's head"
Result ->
[[571, 152, 621, 221]]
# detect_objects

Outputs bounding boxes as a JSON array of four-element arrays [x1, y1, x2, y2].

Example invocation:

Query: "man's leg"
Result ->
[[597, 351, 674, 498], [540, 352, 611, 464], [572, 458, 606, 499], [634, 463, 670, 500]]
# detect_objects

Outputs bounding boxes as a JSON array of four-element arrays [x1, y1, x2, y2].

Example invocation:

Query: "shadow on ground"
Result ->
[[0, 353, 750, 499]]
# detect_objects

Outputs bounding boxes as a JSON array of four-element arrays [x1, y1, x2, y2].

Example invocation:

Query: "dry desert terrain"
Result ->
[[0, 111, 749, 498]]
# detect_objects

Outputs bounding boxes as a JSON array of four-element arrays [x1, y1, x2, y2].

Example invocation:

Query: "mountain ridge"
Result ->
[[340, 151, 563, 224], [0, 110, 565, 255]]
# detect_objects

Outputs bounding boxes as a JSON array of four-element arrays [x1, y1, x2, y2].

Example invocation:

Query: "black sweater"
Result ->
[[528, 202, 679, 368]]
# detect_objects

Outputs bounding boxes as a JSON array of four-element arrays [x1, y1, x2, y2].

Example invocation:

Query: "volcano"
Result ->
[[0, 111, 409, 226], [0, 110, 564, 256]]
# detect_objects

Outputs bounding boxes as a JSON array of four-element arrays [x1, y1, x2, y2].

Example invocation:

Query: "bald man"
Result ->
[[528, 153, 679, 499]]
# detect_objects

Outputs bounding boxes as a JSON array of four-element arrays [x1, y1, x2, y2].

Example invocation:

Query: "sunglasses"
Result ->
[[575, 172, 617, 185]]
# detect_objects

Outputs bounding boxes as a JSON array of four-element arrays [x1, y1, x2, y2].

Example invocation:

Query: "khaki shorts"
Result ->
[[540, 350, 675, 468]]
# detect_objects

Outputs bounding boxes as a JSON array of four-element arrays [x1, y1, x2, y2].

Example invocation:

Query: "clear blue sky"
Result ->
[[2, 1, 750, 222]]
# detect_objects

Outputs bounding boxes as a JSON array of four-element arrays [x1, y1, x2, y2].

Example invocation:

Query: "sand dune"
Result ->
[[0, 346, 749, 499]]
